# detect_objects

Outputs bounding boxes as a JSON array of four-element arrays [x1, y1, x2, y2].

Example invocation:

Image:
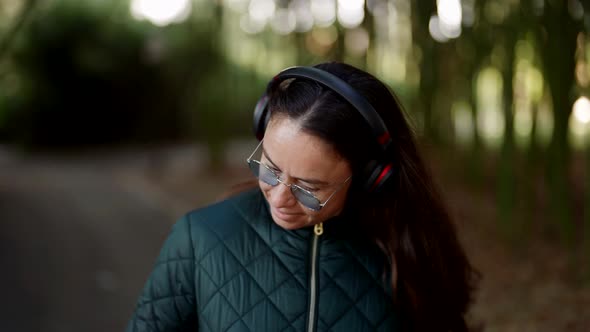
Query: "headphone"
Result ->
[[253, 66, 395, 193]]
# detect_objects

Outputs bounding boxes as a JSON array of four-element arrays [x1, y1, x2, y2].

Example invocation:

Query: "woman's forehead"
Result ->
[[263, 118, 350, 180], [264, 117, 338, 158]]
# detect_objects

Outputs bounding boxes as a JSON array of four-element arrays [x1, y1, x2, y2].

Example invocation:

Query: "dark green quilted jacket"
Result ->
[[127, 189, 403, 331]]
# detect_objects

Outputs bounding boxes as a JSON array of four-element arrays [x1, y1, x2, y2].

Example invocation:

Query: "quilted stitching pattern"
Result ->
[[126, 190, 402, 331], [191, 195, 308, 332], [127, 215, 197, 332]]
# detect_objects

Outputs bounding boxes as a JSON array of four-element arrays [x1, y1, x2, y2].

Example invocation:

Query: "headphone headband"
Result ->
[[272, 66, 392, 150], [253, 65, 396, 193]]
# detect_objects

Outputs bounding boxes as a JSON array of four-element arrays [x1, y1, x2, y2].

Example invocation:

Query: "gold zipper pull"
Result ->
[[314, 222, 324, 236]]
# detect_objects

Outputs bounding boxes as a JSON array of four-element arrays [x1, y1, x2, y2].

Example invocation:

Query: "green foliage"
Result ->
[[0, 0, 221, 147], [0, 0, 589, 253]]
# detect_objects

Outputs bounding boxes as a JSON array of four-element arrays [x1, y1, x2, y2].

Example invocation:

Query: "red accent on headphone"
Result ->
[[370, 163, 393, 192], [377, 133, 390, 145]]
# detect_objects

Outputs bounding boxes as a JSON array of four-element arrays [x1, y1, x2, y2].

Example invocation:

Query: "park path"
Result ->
[[0, 143, 249, 332], [0, 143, 588, 332]]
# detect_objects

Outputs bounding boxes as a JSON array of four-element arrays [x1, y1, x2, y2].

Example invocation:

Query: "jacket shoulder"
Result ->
[[182, 189, 269, 255], [185, 188, 265, 229], [126, 189, 270, 332]]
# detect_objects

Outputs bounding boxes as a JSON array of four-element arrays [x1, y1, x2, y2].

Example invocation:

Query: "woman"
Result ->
[[126, 62, 478, 331]]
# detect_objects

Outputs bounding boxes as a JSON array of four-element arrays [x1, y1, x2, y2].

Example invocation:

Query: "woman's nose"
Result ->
[[269, 182, 296, 207]]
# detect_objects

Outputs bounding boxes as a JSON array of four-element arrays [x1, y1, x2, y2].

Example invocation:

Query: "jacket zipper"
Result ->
[[307, 222, 323, 332]]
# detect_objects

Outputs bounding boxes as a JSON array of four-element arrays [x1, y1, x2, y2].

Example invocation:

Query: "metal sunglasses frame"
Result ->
[[246, 140, 351, 211]]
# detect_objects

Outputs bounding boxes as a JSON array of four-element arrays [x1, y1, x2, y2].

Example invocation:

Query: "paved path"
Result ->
[[4, 143, 587, 332], [0, 145, 234, 332]]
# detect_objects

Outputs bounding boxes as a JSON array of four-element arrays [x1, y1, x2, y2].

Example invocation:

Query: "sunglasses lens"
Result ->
[[249, 161, 279, 186], [247, 160, 260, 177], [248, 160, 323, 211], [292, 187, 321, 211]]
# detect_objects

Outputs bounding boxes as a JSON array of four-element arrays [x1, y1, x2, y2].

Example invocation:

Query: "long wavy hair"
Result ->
[[260, 62, 479, 332]]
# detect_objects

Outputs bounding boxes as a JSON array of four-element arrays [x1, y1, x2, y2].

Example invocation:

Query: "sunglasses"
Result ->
[[246, 140, 351, 211]]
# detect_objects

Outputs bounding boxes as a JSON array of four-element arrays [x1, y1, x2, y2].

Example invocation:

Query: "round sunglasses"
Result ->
[[246, 140, 351, 211]]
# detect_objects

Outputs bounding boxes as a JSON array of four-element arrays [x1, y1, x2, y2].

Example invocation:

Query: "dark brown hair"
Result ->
[[265, 62, 478, 331]]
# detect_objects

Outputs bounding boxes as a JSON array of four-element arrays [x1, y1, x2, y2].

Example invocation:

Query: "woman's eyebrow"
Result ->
[[262, 149, 280, 170], [262, 149, 329, 186]]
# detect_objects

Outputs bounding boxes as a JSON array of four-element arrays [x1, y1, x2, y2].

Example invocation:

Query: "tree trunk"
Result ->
[[411, 1, 439, 142], [538, 3, 580, 246], [497, 29, 518, 237]]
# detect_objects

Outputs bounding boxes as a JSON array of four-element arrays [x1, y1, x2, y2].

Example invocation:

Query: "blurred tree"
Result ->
[[411, 1, 440, 143], [452, 1, 494, 187], [0, 0, 221, 148], [489, 1, 522, 238], [0, 0, 37, 62], [532, 0, 584, 246]]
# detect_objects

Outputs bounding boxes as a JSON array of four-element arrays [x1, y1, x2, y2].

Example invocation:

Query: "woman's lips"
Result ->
[[271, 207, 301, 221]]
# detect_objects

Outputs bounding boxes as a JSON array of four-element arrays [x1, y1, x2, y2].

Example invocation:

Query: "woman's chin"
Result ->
[[270, 210, 307, 230], [273, 219, 302, 230]]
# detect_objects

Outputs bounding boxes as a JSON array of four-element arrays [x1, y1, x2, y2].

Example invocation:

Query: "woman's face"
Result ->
[[259, 116, 352, 230]]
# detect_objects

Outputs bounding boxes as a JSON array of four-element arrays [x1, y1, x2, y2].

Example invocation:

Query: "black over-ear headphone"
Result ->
[[253, 66, 395, 193]]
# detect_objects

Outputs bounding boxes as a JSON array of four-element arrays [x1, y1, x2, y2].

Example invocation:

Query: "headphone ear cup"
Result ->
[[363, 161, 394, 193], [253, 94, 270, 140]]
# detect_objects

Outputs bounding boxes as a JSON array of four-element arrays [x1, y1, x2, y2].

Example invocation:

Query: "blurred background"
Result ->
[[0, 0, 589, 331]]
